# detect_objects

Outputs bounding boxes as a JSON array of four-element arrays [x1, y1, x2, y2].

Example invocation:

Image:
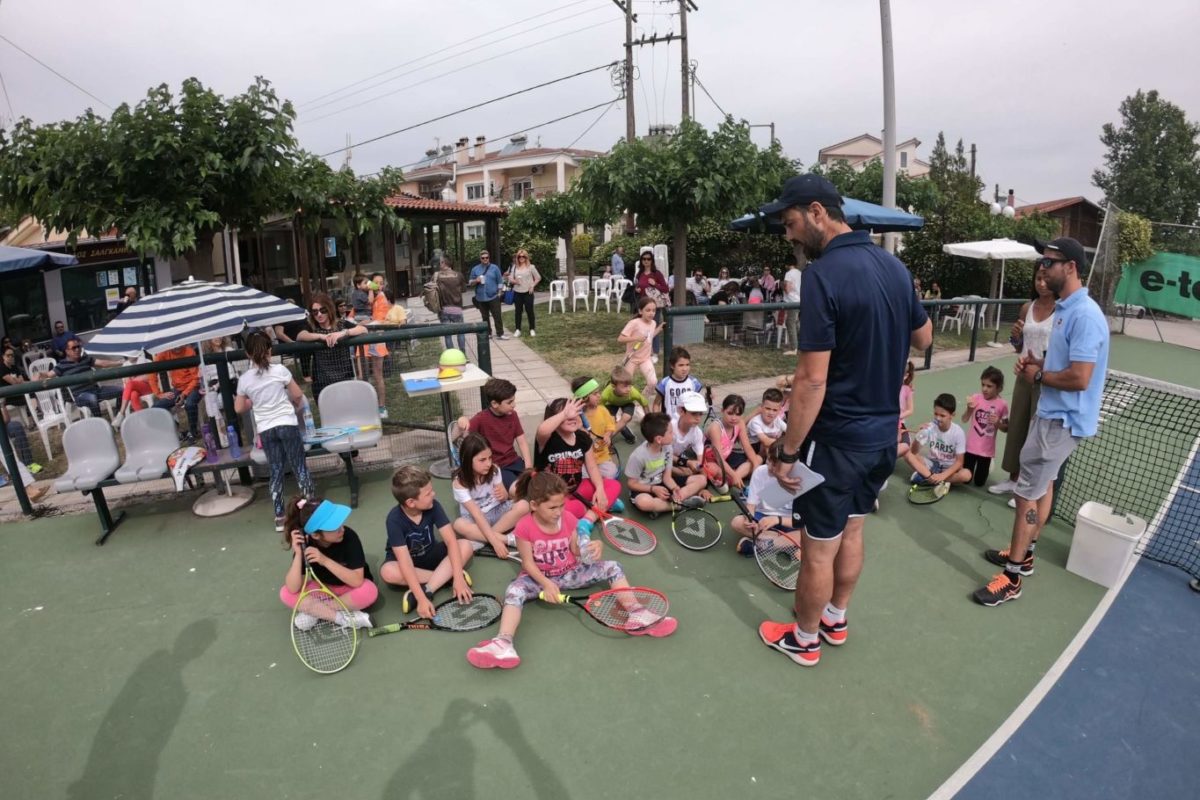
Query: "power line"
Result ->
[[319, 62, 619, 157], [0, 68, 15, 124], [0, 33, 111, 110], [298, 0, 603, 108], [691, 70, 726, 118], [301, 18, 617, 125], [300, 2, 609, 114]]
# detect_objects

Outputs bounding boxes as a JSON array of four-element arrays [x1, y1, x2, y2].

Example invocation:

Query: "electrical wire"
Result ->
[[0, 67, 15, 124], [692, 70, 727, 118], [301, 18, 617, 125], [0, 33, 110, 110], [319, 62, 618, 157]]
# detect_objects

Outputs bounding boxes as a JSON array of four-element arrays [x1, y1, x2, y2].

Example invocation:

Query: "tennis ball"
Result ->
[[439, 348, 468, 367]]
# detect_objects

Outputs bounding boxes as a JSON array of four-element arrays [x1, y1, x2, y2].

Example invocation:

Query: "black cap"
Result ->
[[760, 174, 843, 217], [1036, 236, 1089, 271]]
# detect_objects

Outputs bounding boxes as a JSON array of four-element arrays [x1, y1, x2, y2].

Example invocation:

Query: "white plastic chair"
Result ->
[[115, 408, 180, 483], [571, 278, 591, 311], [548, 280, 568, 313], [29, 356, 55, 376], [610, 277, 632, 309], [592, 278, 612, 313], [317, 380, 383, 508], [21, 349, 48, 376], [25, 387, 77, 459], [54, 417, 120, 494], [941, 301, 967, 334]]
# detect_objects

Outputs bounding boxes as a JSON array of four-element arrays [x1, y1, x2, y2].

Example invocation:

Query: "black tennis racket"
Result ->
[[731, 493, 802, 590], [539, 586, 668, 631], [670, 499, 723, 550], [476, 542, 522, 563], [581, 414, 622, 474], [592, 504, 657, 556], [290, 538, 358, 674], [368, 594, 502, 637]]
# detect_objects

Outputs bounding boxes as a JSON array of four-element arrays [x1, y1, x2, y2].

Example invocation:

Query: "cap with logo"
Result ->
[[759, 174, 843, 218]]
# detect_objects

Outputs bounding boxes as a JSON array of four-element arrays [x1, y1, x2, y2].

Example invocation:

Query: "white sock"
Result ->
[[506, 532, 517, 547], [822, 603, 846, 624], [792, 624, 818, 643]]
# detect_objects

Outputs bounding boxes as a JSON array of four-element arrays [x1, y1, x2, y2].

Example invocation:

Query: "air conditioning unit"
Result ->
[[530, 165, 544, 175]]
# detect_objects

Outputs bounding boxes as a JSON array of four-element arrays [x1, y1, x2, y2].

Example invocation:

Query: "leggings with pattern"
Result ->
[[260, 423, 316, 517], [503, 561, 625, 607]]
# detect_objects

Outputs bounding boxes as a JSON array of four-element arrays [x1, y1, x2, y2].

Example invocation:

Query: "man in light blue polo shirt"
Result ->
[[611, 246, 625, 280], [468, 249, 506, 340], [976, 237, 1109, 606]]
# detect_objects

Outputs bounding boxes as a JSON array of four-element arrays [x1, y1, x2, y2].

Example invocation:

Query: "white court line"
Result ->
[[927, 433, 1200, 800]]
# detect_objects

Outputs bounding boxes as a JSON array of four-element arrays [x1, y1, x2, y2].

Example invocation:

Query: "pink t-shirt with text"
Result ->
[[965, 394, 1009, 458], [514, 511, 579, 577]]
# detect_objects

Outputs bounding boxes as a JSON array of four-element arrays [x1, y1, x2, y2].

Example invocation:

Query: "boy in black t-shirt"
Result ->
[[379, 466, 475, 618]]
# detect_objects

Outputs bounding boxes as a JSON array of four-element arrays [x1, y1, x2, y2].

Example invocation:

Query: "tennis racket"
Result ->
[[368, 594, 502, 637], [446, 421, 462, 470], [580, 415, 622, 474], [304, 424, 382, 446], [592, 504, 657, 556], [290, 539, 359, 674], [476, 542, 522, 562], [620, 339, 645, 367], [731, 493, 802, 590], [908, 480, 949, 505], [670, 498, 723, 550], [538, 586, 668, 631]]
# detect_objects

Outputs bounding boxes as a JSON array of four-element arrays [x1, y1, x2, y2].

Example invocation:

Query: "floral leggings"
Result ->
[[261, 423, 315, 517], [503, 561, 625, 607]]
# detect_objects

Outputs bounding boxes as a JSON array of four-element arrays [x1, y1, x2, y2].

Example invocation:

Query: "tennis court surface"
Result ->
[[2, 335, 1197, 800]]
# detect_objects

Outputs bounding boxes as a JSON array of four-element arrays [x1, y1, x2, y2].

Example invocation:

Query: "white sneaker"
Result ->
[[512, 329, 521, 338], [293, 612, 318, 631], [497, 333, 509, 340], [988, 479, 1017, 495], [334, 610, 373, 629], [529, 329, 536, 337], [506, 532, 517, 547], [782, 350, 798, 356], [466, 637, 520, 669], [111, 411, 125, 430]]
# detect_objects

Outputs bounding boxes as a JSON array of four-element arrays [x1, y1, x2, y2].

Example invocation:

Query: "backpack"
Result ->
[[422, 280, 442, 315]]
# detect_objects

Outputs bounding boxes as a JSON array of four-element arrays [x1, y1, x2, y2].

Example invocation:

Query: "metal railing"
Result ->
[[0, 322, 490, 517]]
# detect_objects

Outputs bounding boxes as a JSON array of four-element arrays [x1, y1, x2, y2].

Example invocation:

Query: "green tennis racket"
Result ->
[[290, 539, 359, 674]]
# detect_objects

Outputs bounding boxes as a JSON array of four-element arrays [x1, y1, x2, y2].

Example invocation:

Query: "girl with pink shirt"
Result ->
[[466, 471, 676, 669], [897, 360, 915, 458], [961, 366, 1010, 487], [618, 296, 664, 389]]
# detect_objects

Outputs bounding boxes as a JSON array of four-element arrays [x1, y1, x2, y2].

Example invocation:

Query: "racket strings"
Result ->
[[433, 595, 503, 631], [292, 590, 357, 673], [603, 519, 655, 555], [755, 532, 802, 590], [673, 509, 722, 549], [586, 588, 668, 630]]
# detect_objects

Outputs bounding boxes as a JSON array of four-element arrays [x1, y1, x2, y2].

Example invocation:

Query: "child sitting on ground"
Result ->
[[466, 471, 676, 669], [380, 465, 475, 617], [462, 377, 532, 489], [897, 360, 916, 458], [625, 412, 708, 518], [746, 387, 787, 456], [669, 391, 710, 488], [534, 396, 625, 540], [280, 497, 377, 630], [601, 365, 652, 444], [903, 393, 972, 491], [655, 346, 706, 419], [703, 394, 761, 493], [732, 443, 805, 555], [961, 366, 1009, 487], [571, 376, 620, 480], [451, 433, 531, 560]]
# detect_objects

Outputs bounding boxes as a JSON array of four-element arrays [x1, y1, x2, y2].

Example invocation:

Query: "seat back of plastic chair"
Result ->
[[29, 357, 56, 376], [549, 280, 567, 296], [571, 278, 589, 294], [594, 279, 612, 294], [62, 417, 120, 469], [120, 408, 180, 457], [318, 380, 380, 430]]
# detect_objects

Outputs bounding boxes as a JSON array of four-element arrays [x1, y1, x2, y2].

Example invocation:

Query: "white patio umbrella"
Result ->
[[941, 238, 1040, 328]]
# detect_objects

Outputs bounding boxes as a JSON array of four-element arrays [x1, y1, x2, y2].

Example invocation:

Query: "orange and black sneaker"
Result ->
[[759, 620, 821, 666], [819, 616, 848, 646], [983, 548, 1034, 575], [973, 572, 1022, 606]]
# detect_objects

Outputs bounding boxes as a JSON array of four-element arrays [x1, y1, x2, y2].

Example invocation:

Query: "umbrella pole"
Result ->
[[996, 259, 1006, 331]]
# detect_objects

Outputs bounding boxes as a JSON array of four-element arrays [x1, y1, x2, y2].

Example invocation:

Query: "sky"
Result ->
[[1, 0, 1197, 207]]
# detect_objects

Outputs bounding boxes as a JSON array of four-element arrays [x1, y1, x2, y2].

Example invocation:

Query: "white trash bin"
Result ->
[[1066, 501, 1147, 588]]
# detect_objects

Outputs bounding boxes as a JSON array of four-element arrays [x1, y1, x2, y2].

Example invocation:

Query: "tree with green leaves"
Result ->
[[500, 189, 603, 295], [1093, 90, 1200, 227], [577, 118, 796, 306], [813, 158, 939, 216]]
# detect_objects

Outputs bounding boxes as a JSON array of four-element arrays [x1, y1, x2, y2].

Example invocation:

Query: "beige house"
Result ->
[[817, 133, 930, 178]]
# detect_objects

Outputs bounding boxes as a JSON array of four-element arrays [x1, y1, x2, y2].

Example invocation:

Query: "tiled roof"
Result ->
[[1015, 197, 1101, 217], [384, 192, 507, 216], [406, 146, 603, 177]]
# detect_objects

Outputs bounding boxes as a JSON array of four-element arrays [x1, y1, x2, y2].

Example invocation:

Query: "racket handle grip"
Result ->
[[367, 624, 401, 638]]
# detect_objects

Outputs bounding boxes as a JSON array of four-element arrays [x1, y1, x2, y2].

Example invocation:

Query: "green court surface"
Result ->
[[0, 335, 1188, 800]]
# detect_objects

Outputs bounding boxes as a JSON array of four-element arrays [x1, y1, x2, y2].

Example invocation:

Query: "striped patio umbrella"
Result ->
[[84, 277, 307, 358]]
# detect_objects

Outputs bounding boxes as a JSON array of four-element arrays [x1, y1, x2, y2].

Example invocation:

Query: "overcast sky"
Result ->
[[1, 0, 1197, 207]]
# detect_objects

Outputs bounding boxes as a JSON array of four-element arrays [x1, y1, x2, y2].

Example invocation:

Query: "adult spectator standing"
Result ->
[[611, 246, 626, 280], [50, 321, 76, 359], [436, 258, 468, 351], [507, 248, 541, 338], [976, 238, 1109, 606], [297, 293, 367, 415], [154, 344, 204, 442], [39, 338, 124, 419], [469, 249, 506, 340], [756, 175, 932, 667], [634, 250, 670, 361], [782, 255, 803, 355]]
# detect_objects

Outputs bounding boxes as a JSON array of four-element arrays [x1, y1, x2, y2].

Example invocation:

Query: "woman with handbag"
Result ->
[[635, 250, 670, 362], [507, 249, 542, 338]]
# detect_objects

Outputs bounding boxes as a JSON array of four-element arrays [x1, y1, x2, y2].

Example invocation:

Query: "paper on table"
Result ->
[[403, 377, 441, 393], [787, 460, 826, 495]]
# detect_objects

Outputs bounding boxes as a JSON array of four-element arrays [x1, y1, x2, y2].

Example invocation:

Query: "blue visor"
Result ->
[[303, 500, 352, 534]]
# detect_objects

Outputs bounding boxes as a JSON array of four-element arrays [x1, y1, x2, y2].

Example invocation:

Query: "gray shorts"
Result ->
[[1015, 417, 1078, 501]]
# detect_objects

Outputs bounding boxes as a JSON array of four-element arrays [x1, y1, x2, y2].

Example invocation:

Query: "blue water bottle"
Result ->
[[226, 425, 242, 459]]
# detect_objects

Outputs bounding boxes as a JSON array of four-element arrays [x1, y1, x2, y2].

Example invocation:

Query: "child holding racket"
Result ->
[[903, 393, 972, 491], [381, 466, 475, 618], [280, 497, 377, 630], [466, 470, 676, 669], [601, 365, 652, 445], [451, 433, 530, 560], [534, 396, 624, 540], [626, 412, 707, 518], [703, 394, 761, 492], [732, 443, 805, 554], [235, 330, 316, 532], [618, 296, 663, 389], [571, 376, 619, 480]]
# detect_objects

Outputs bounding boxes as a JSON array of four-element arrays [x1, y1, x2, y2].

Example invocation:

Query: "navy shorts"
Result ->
[[727, 450, 749, 469], [793, 439, 894, 540], [408, 540, 449, 571]]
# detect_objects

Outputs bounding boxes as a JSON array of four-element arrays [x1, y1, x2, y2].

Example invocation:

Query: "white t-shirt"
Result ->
[[747, 414, 786, 445], [657, 375, 703, 419], [918, 422, 966, 469], [669, 416, 706, 463], [452, 470, 504, 517], [783, 268, 802, 303], [746, 464, 802, 519], [236, 364, 297, 433]]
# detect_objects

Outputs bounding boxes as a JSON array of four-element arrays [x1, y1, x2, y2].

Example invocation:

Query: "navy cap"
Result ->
[[760, 174, 843, 217], [1035, 236, 1089, 271]]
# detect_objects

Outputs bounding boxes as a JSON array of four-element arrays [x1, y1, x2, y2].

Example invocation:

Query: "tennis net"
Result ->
[[1054, 370, 1200, 579]]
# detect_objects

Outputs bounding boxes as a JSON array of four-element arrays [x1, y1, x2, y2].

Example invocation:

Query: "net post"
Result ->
[[475, 324, 492, 409]]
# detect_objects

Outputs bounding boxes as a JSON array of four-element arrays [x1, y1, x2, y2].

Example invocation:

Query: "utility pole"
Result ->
[[680, 1, 697, 121], [969, 143, 976, 178], [613, 0, 638, 233], [879, 0, 898, 253]]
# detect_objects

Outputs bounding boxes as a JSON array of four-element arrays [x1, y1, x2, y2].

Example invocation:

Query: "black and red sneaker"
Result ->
[[819, 616, 848, 646], [759, 620, 820, 666], [973, 572, 1022, 606], [983, 547, 1034, 575]]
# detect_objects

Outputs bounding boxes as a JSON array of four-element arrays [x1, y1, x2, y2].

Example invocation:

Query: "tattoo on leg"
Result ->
[[1025, 509, 1038, 525]]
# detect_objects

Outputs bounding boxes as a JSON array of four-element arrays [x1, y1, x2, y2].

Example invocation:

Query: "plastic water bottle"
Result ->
[[301, 398, 317, 440], [202, 423, 219, 462], [576, 519, 595, 566], [226, 425, 242, 459]]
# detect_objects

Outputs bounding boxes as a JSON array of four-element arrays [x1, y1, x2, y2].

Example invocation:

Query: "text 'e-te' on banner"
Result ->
[[1114, 252, 1200, 319]]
